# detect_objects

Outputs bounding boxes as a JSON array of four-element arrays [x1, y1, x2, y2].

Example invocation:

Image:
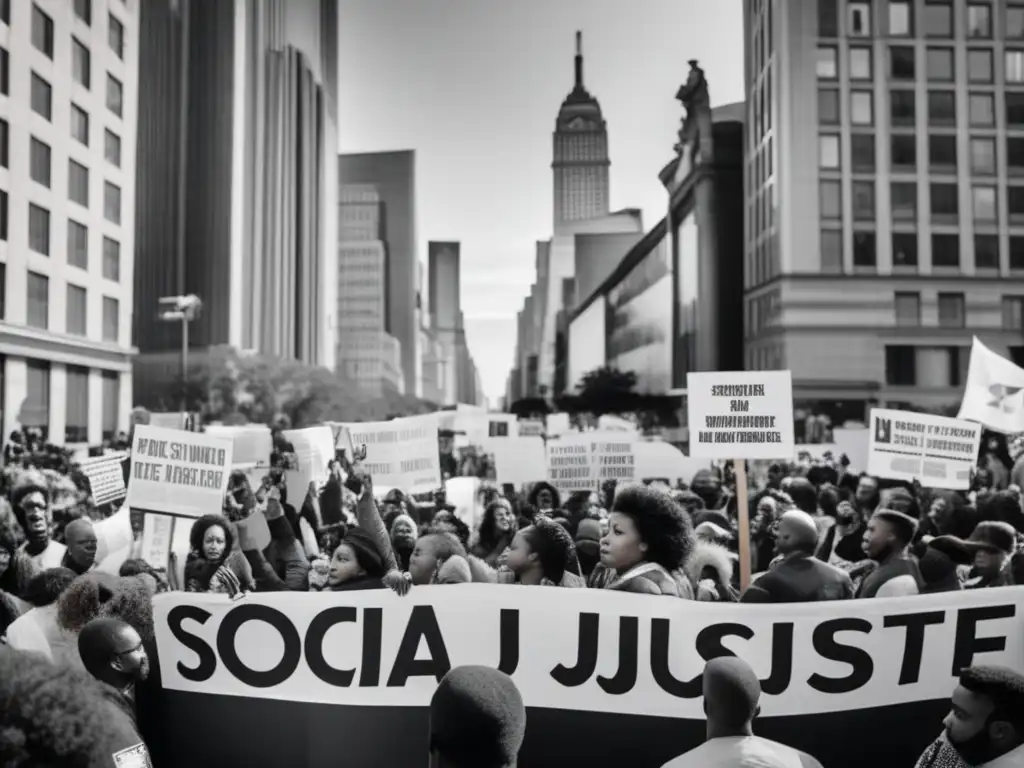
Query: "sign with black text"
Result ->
[[868, 409, 981, 490], [687, 370, 795, 459]]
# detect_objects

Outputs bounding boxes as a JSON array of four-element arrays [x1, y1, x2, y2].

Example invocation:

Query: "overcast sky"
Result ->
[[337, 0, 744, 405]]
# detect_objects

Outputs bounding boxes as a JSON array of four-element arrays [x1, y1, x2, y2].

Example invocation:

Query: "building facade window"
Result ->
[[892, 134, 916, 168], [67, 220, 88, 269], [849, 3, 871, 36], [24, 360, 50, 438], [0, 119, 7, 169], [31, 4, 53, 58], [853, 231, 876, 266], [891, 182, 917, 220], [931, 182, 959, 216], [108, 13, 124, 58], [967, 3, 992, 38], [28, 204, 49, 255], [972, 93, 996, 125], [932, 233, 960, 267], [821, 229, 843, 272], [973, 185, 997, 221], [104, 130, 120, 167], [927, 48, 955, 81], [850, 47, 872, 79], [74, 0, 91, 24], [102, 237, 119, 281], [817, 46, 838, 78], [890, 46, 916, 79], [1003, 297, 1024, 330], [70, 104, 89, 145], [890, 89, 916, 125], [1013, 237, 1024, 269], [886, 346, 917, 386], [976, 234, 1000, 268], [929, 135, 957, 170], [938, 293, 966, 328], [66, 284, 86, 336], [851, 91, 873, 124], [819, 89, 840, 123], [852, 134, 875, 171], [72, 38, 90, 88], [65, 366, 89, 444], [26, 271, 48, 329], [853, 181, 875, 220], [819, 135, 840, 168], [1008, 50, 1024, 83], [0, 191, 6, 242], [928, 91, 956, 125], [102, 296, 118, 342], [0, 48, 7, 96], [971, 137, 996, 175], [103, 182, 120, 223], [968, 49, 994, 84], [820, 180, 841, 219], [924, 2, 954, 37], [1010, 6, 1024, 39], [30, 73, 51, 121], [69, 161, 89, 206], [101, 371, 118, 440], [889, 1, 913, 35], [29, 138, 50, 187], [895, 292, 921, 326], [106, 74, 123, 118]]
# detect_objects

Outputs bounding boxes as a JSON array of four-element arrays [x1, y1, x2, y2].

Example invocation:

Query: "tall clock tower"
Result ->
[[552, 31, 610, 233]]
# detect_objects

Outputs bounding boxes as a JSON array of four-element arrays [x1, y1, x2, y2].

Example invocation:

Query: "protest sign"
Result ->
[[454, 405, 489, 445], [486, 435, 546, 485], [487, 413, 519, 438], [546, 432, 637, 492], [687, 370, 795, 459], [597, 414, 638, 436], [152, 586, 1024, 768], [518, 418, 544, 437], [150, 412, 188, 430], [282, 426, 334, 506], [546, 412, 570, 437], [126, 426, 233, 518], [76, 451, 128, 506], [868, 409, 981, 490], [140, 512, 174, 570], [342, 414, 441, 494]]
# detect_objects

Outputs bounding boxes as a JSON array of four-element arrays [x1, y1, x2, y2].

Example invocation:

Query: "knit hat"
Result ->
[[429, 666, 526, 766], [965, 521, 1017, 555], [342, 527, 385, 578]]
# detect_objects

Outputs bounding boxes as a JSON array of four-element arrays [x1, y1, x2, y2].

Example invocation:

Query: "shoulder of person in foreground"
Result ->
[[0, 645, 150, 766], [620, 575, 663, 595], [875, 573, 920, 598]]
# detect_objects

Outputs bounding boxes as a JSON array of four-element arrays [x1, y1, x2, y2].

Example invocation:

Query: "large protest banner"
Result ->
[[868, 408, 982, 490], [343, 413, 441, 494], [152, 586, 1024, 768]]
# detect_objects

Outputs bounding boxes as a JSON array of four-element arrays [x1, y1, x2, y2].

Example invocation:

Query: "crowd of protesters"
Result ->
[[1, 418, 1024, 766]]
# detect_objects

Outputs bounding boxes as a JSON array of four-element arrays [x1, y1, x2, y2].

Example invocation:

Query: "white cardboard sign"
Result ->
[[868, 408, 981, 490], [686, 370, 795, 459]]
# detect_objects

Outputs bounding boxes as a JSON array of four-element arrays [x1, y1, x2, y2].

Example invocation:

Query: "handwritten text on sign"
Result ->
[[687, 370, 795, 459], [126, 426, 233, 518], [868, 408, 982, 490]]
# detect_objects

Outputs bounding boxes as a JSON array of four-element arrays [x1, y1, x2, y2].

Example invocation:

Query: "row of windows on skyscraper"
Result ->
[[821, 0, 1024, 42]]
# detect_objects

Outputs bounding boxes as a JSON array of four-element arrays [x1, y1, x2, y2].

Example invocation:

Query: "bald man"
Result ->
[[661, 657, 823, 767], [63, 518, 99, 575], [741, 510, 853, 603]]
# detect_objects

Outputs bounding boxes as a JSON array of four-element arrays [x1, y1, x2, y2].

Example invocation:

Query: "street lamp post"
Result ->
[[158, 294, 202, 413]]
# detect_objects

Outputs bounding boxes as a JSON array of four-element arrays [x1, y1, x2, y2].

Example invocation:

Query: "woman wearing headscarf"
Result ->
[[470, 499, 517, 568], [184, 514, 254, 595], [587, 485, 696, 597]]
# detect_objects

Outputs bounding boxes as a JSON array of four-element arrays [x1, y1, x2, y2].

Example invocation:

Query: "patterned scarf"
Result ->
[[915, 735, 970, 768]]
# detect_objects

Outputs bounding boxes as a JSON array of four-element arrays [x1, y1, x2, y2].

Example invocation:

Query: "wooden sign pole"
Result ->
[[734, 458, 751, 591]]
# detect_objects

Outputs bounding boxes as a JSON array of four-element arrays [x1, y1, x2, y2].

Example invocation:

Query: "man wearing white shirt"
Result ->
[[661, 657, 823, 768], [13, 479, 66, 569]]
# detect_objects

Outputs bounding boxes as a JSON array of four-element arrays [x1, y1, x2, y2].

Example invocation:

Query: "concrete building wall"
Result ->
[[0, 0, 138, 443]]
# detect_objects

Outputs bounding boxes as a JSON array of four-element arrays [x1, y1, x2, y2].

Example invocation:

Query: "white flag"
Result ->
[[957, 337, 1024, 433]]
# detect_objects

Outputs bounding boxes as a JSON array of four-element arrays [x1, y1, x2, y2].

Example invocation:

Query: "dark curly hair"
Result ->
[[522, 517, 576, 584], [24, 567, 76, 608], [188, 514, 235, 560], [429, 512, 471, 549], [611, 485, 695, 571], [475, 501, 518, 553], [527, 482, 561, 511], [0, 646, 141, 765], [57, 573, 121, 633]]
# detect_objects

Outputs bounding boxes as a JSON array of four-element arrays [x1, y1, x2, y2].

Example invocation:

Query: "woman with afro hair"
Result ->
[[587, 485, 696, 597], [470, 499, 518, 568], [184, 514, 254, 594]]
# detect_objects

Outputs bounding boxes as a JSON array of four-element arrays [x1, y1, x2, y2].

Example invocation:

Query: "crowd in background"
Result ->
[[2, 420, 1024, 765]]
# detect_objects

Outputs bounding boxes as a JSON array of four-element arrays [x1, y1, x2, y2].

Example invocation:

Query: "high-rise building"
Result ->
[[0, 0, 138, 443], [336, 184, 402, 395], [427, 242, 484, 405], [133, 0, 339, 398], [338, 150, 419, 396], [747, 0, 1024, 426], [552, 31, 610, 233]]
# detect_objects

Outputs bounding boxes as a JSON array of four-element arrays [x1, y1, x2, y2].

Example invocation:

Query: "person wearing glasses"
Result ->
[[77, 616, 151, 728]]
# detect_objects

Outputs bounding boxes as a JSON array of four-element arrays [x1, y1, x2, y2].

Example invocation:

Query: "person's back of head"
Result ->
[[0, 645, 148, 765], [24, 567, 76, 607], [703, 657, 762, 739], [429, 665, 526, 768]]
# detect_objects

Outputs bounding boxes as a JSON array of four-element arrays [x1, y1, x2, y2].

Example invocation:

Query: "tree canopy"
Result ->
[[136, 345, 438, 427]]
